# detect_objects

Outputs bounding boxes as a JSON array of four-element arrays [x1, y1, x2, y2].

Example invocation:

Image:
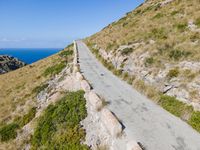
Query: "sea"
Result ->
[[0, 48, 61, 64]]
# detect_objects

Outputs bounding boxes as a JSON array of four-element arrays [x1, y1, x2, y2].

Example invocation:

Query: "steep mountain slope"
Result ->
[[0, 55, 26, 74], [85, 0, 200, 131]]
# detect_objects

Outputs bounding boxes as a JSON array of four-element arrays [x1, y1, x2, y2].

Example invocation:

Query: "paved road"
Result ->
[[77, 41, 200, 150]]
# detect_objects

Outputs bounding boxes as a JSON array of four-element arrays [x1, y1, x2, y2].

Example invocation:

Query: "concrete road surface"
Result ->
[[77, 40, 200, 150]]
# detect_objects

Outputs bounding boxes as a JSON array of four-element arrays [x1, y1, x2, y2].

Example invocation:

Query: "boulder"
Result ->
[[126, 140, 142, 150], [101, 108, 122, 137], [88, 90, 103, 111], [81, 80, 91, 92], [76, 72, 84, 81]]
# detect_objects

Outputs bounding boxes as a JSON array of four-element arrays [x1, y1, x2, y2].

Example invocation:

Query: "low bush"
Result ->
[[159, 95, 193, 118], [169, 50, 191, 60], [188, 111, 200, 132], [32, 83, 49, 94], [0, 123, 19, 142], [17, 107, 37, 127], [152, 13, 164, 19], [150, 28, 167, 39], [171, 10, 179, 16], [43, 62, 66, 77], [195, 17, 200, 27], [175, 23, 188, 31], [145, 57, 154, 66], [167, 68, 179, 79], [59, 50, 73, 57], [121, 48, 134, 55], [31, 91, 89, 149]]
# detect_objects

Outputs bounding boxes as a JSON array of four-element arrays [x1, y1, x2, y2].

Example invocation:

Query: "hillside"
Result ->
[[0, 55, 26, 74], [0, 45, 89, 149], [85, 0, 200, 131]]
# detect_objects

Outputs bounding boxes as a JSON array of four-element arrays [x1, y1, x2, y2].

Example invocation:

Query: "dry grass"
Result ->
[[86, 0, 200, 61]]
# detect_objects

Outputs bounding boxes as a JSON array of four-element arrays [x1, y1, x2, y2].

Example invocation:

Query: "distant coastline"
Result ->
[[0, 48, 61, 64]]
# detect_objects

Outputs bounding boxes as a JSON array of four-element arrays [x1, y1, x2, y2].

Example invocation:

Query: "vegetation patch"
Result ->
[[59, 50, 73, 58], [195, 17, 200, 27], [188, 111, 200, 132], [159, 95, 193, 118], [15, 107, 37, 127], [43, 62, 66, 77], [150, 28, 167, 39], [175, 22, 188, 31], [121, 48, 134, 55], [145, 57, 154, 66], [0, 123, 19, 142], [167, 68, 179, 79], [152, 13, 164, 19], [31, 90, 89, 150], [169, 50, 191, 60], [32, 83, 49, 94]]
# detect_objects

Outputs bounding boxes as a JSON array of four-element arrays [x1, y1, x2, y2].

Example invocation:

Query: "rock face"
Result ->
[[0, 55, 26, 74]]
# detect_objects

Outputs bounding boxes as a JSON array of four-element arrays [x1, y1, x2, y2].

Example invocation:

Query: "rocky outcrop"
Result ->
[[0, 55, 26, 74]]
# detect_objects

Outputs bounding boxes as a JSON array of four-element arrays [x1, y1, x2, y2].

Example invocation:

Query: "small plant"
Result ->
[[169, 50, 191, 60], [0, 123, 19, 142], [121, 48, 133, 55], [59, 50, 73, 57], [171, 10, 179, 16], [195, 17, 200, 27], [152, 13, 164, 19], [113, 69, 123, 76], [175, 22, 188, 31], [167, 68, 179, 79], [32, 83, 49, 94], [145, 57, 154, 66], [43, 62, 66, 77], [17, 107, 37, 127], [150, 28, 167, 39], [188, 111, 200, 132]]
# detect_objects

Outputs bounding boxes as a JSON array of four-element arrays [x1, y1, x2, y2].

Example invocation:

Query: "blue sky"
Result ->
[[0, 0, 144, 48]]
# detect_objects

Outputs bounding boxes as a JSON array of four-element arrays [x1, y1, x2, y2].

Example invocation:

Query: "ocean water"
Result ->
[[0, 48, 61, 64]]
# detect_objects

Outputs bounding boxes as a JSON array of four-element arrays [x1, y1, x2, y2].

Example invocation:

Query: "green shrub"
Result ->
[[159, 95, 193, 118], [59, 50, 73, 57], [113, 69, 123, 76], [31, 91, 89, 149], [175, 23, 188, 31], [195, 17, 200, 27], [169, 50, 191, 60], [153, 13, 164, 19], [17, 107, 37, 127], [150, 28, 167, 39], [43, 62, 66, 77], [171, 10, 179, 16], [121, 48, 133, 55], [0, 123, 19, 142], [167, 68, 179, 79], [188, 111, 200, 132], [32, 83, 49, 94], [145, 57, 154, 66]]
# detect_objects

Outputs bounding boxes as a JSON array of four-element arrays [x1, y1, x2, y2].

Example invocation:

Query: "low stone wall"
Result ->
[[73, 41, 142, 150]]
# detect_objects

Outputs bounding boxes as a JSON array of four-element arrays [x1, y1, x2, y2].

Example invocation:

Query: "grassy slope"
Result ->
[[85, 0, 200, 132]]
